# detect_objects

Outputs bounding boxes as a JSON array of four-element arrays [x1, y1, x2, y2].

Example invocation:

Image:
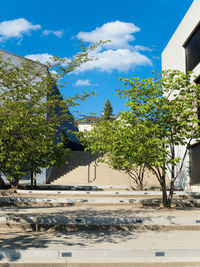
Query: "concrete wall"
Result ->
[[1, 168, 47, 185], [49, 151, 162, 187], [78, 123, 94, 132], [162, 0, 200, 76], [162, 0, 200, 190]]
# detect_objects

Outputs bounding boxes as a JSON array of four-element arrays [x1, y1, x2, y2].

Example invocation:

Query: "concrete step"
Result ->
[[0, 196, 145, 205], [0, 248, 200, 266], [16, 189, 186, 197], [1, 212, 200, 232], [34, 184, 161, 191]]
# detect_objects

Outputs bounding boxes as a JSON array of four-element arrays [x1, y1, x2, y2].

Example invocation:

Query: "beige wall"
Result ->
[[49, 151, 165, 188]]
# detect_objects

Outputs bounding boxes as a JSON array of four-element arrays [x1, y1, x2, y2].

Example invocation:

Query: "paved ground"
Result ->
[[1, 205, 200, 217], [0, 231, 200, 266], [0, 230, 200, 250], [1, 188, 200, 266]]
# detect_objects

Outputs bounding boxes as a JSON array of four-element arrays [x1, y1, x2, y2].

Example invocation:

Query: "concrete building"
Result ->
[[77, 113, 121, 132], [162, 0, 200, 190], [77, 116, 99, 132]]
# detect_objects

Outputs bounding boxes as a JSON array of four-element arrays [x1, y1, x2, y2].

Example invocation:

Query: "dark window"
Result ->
[[185, 25, 200, 72], [195, 76, 200, 84], [190, 143, 200, 185], [196, 77, 200, 123]]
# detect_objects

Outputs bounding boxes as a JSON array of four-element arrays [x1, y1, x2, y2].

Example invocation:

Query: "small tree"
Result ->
[[101, 99, 114, 121], [117, 70, 200, 207], [83, 119, 146, 189]]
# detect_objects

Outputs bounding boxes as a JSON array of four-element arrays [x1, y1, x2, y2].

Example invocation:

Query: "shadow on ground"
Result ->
[[0, 227, 139, 261]]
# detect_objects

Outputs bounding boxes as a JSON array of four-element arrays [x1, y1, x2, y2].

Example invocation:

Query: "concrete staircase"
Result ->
[[48, 151, 89, 185], [51, 165, 89, 185], [49, 151, 161, 187]]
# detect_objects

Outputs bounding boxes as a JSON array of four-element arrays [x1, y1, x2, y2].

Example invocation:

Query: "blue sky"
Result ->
[[0, 0, 193, 118]]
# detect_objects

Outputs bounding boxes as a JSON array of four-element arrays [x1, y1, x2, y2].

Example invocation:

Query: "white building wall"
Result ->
[[162, 0, 200, 190], [162, 0, 200, 76], [78, 123, 94, 132]]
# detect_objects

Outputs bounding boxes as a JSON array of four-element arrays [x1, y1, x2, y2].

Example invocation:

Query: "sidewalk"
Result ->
[[0, 231, 200, 266]]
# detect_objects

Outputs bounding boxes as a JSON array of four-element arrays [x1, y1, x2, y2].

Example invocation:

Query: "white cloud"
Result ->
[[0, 18, 41, 43], [42, 29, 64, 38], [133, 45, 152, 52], [77, 21, 140, 49], [50, 70, 58, 75], [74, 79, 98, 86], [25, 53, 54, 65], [152, 56, 160, 59], [75, 21, 152, 73], [25, 53, 71, 67], [76, 48, 151, 73]]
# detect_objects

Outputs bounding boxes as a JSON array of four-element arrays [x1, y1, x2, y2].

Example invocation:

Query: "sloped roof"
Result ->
[[77, 116, 99, 124]]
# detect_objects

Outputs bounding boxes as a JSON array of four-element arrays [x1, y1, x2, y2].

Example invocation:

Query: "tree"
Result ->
[[0, 43, 98, 187], [83, 119, 147, 189], [84, 70, 200, 207], [117, 70, 200, 207], [101, 99, 114, 121]]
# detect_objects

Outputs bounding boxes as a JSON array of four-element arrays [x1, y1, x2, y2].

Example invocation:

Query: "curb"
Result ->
[[0, 248, 200, 266], [1, 214, 200, 231]]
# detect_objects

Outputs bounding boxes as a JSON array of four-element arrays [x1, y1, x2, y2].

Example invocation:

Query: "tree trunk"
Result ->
[[9, 176, 20, 188], [167, 179, 175, 208], [31, 172, 33, 187], [139, 166, 145, 190], [31, 171, 37, 189], [0, 176, 5, 189], [139, 182, 143, 190], [160, 175, 168, 207], [162, 188, 168, 207]]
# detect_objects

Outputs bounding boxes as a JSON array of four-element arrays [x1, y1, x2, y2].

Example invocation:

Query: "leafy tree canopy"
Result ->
[[0, 42, 99, 187], [84, 70, 200, 207], [117, 70, 200, 206]]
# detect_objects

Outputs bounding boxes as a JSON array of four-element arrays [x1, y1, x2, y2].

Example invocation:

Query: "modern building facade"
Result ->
[[162, 0, 200, 190]]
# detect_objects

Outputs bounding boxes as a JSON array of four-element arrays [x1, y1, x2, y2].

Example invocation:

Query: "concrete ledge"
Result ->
[[0, 197, 140, 205], [1, 223, 200, 232], [16, 190, 187, 197], [1, 213, 200, 231], [3, 214, 200, 226], [1, 262, 200, 267], [1, 196, 199, 208], [0, 249, 200, 266]]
